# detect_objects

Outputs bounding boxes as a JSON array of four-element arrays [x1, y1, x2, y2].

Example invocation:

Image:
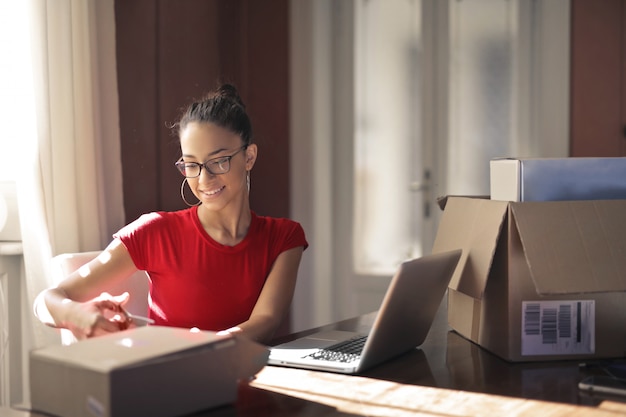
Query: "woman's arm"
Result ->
[[34, 238, 140, 339], [225, 246, 305, 344]]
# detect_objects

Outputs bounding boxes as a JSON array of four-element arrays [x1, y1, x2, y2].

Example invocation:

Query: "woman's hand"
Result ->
[[65, 292, 131, 340], [34, 240, 143, 338]]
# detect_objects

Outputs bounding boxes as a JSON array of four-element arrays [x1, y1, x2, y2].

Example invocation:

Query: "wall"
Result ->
[[115, 0, 290, 223], [570, 0, 626, 156]]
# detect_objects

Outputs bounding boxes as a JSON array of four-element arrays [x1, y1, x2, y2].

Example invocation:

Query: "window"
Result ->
[[0, 0, 37, 182], [352, 0, 569, 276], [447, 0, 514, 195], [353, 0, 424, 275]]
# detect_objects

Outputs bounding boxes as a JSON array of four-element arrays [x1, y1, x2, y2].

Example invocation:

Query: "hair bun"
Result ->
[[215, 83, 245, 109], [177, 82, 253, 145]]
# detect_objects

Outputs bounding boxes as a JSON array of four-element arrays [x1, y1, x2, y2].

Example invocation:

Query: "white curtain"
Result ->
[[14, 0, 125, 395]]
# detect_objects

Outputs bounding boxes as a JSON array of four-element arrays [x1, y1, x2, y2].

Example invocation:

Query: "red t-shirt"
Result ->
[[113, 207, 308, 331]]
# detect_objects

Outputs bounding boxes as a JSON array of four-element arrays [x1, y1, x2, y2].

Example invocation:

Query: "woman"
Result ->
[[35, 84, 308, 344]]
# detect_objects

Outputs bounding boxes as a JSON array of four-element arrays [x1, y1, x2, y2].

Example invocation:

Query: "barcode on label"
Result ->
[[521, 300, 595, 356], [524, 303, 540, 335], [541, 307, 557, 344], [558, 304, 571, 339]]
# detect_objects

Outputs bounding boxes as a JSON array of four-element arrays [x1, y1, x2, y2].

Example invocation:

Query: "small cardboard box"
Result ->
[[490, 157, 626, 202], [30, 326, 269, 417], [432, 196, 626, 362]]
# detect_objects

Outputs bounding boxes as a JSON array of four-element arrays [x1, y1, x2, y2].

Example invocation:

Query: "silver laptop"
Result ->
[[268, 249, 462, 374]]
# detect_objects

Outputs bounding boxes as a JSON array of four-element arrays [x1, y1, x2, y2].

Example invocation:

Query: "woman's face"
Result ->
[[179, 121, 256, 211]]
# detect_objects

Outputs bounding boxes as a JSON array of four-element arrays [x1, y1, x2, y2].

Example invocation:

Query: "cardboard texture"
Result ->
[[30, 326, 269, 417], [432, 196, 626, 362], [490, 157, 626, 202]]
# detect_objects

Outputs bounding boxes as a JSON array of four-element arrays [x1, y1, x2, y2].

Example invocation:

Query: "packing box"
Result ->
[[432, 196, 626, 362], [30, 326, 269, 417], [490, 157, 626, 202]]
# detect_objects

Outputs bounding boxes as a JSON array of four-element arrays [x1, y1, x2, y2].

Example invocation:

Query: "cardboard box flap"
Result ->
[[33, 326, 241, 372], [432, 197, 509, 299], [510, 200, 626, 294]]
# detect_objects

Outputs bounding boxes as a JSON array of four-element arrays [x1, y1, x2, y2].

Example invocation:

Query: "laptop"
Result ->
[[268, 249, 462, 374]]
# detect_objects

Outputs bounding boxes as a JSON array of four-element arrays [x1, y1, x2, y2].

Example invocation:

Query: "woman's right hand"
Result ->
[[64, 292, 131, 340]]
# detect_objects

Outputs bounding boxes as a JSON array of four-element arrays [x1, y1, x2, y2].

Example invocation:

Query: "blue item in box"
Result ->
[[490, 157, 626, 202]]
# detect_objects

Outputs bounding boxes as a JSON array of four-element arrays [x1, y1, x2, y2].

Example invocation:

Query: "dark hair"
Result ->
[[177, 84, 253, 146]]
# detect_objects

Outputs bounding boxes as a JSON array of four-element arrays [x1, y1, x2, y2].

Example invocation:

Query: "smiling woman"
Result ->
[[34, 85, 309, 346]]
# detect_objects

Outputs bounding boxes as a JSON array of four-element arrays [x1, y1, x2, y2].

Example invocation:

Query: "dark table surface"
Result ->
[[11, 297, 626, 417], [267, 297, 626, 408]]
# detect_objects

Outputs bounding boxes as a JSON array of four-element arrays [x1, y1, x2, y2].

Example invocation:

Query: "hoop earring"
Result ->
[[246, 171, 251, 193], [180, 178, 201, 207]]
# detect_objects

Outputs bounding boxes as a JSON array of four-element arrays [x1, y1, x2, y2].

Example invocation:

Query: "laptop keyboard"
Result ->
[[304, 335, 367, 363]]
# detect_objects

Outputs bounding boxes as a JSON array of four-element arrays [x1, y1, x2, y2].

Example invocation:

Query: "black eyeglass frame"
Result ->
[[175, 146, 247, 178]]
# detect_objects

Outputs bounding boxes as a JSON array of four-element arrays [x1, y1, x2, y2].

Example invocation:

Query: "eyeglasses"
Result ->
[[175, 146, 247, 178]]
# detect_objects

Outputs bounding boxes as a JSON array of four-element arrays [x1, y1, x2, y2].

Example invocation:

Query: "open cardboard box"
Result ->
[[30, 326, 269, 417], [432, 196, 626, 362]]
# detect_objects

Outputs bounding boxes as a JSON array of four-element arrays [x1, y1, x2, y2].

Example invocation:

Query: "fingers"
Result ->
[[71, 293, 135, 339], [112, 292, 130, 307], [88, 315, 132, 339], [93, 292, 131, 316], [91, 316, 129, 337]]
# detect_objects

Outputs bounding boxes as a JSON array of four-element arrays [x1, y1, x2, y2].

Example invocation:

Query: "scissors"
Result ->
[[119, 307, 155, 327]]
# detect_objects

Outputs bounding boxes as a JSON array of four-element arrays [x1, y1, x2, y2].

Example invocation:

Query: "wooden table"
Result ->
[[242, 298, 626, 416], [9, 297, 626, 416]]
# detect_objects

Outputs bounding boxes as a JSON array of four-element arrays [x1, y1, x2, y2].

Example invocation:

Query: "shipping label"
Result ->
[[521, 300, 595, 356]]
